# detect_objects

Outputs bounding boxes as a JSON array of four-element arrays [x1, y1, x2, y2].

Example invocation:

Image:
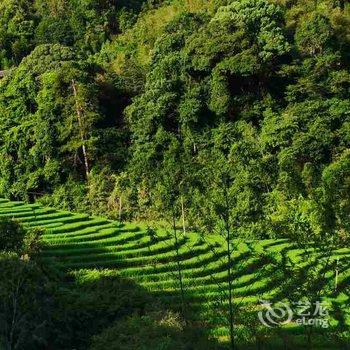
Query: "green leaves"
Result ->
[[0, 44, 108, 199], [0, 0, 349, 240], [295, 13, 334, 56], [322, 150, 350, 239], [0, 218, 26, 253], [214, 0, 290, 61], [0, 0, 36, 68]]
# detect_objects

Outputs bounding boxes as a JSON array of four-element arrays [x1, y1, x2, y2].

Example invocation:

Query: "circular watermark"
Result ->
[[258, 300, 330, 328], [258, 300, 293, 327]]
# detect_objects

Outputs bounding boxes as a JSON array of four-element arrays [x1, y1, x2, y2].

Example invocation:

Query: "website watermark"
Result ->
[[258, 300, 330, 328]]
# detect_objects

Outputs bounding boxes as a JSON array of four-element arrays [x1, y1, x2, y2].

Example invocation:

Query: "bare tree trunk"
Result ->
[[71, 79, 89, 179], [226, 219, 235, 350], [223, 184, 235, 350], [32, 207, 37, 222], [223, 181, 235, 350], [119, 197, 122, 223], [335, 257, 339, 291], [307, 326, 313, 350], [181, 196, 186, 235], [9, 274, 23, 350], [173, 210, 185, 315]]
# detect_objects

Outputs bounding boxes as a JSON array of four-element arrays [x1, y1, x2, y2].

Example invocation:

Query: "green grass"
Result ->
[[0, 198, 349, 348]]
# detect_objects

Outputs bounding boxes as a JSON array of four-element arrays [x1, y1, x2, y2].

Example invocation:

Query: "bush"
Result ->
[[0, 252, 56, 350], [0, 218, 26, 253], [89, 311, 187, 350]]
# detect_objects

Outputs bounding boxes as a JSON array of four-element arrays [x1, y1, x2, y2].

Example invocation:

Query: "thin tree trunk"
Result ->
[[335, 258, 339, 291], [226, 219, 235, 350], [173, 210, 185, 315], [32, 207, 37, 222], [223, 184, 235, 350], [9, 276, 22, 350], [119, 197, 122, 223], [307, 327, 313, 350], [181, 196, 186, 235], [72, 79, 89, 178]]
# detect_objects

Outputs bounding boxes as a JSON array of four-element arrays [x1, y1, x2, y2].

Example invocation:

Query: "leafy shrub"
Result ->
[[0, 252, 53, 350], [89, 311, 187, 350], [0, 218, 26, 253]]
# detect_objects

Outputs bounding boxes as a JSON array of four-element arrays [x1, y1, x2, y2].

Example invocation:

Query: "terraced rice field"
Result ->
[[0, 198, 349, 348]]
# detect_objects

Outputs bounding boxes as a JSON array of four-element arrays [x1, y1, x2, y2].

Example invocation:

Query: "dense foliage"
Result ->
[[0, 0, 350, 243], [0, 218, 26, 252], [1, 3, 349, 347]]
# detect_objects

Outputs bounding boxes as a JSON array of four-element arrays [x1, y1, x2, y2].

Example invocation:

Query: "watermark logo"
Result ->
[[258, 300, 293, 327], [258, 300, 329, 328]]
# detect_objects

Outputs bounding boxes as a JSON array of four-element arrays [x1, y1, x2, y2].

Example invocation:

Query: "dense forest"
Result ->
[[0, 0, 349, 243], [0, 1, 350, 349]]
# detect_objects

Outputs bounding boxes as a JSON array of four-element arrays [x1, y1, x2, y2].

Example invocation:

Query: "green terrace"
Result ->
[[0, 198, 349, 348]]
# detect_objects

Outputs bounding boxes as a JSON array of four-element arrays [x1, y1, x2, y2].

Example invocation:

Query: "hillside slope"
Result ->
[[0, 198, 349, 347]]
